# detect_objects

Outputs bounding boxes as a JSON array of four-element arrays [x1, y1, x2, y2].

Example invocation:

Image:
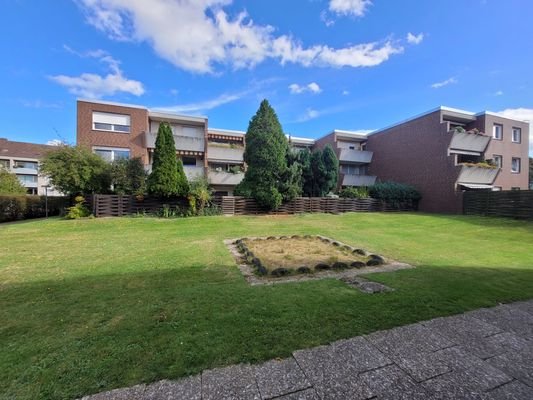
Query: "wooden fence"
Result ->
[[91, 194, 417, 217], [463, 190, 533, 219]]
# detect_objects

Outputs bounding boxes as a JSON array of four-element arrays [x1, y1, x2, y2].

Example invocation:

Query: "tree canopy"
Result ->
[[40, 145, 111, 195], [0, 169, 27, 195], [110, 157, 148, 195]]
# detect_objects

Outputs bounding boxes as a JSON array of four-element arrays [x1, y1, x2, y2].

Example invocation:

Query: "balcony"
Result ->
[[341, 174, 377, 187], [12, 167, 38, 175], [449, 130, 490, 155], [183, 166, 205, 180], [144, 132, 205, 153], [338, 149, 373, 164], [208, 171, 244, 186], [457, 164, 499, 187], [207, 144, 244, 163]]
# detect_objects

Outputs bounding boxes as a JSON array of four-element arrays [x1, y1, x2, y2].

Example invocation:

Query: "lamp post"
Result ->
[[41, 185, 50, 218]]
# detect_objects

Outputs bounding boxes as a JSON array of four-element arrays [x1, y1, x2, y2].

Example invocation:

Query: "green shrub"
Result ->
[[0, 195, 69, 222], [369, 181, 421, 203], [65, 196, 90, 219], [338, 187, 370, 199]]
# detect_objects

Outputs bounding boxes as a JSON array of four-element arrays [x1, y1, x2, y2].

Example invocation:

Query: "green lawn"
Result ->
[[1, 213, 533, 399]]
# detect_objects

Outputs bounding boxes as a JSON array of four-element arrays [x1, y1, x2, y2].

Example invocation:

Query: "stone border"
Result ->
[[224, 236, 413, 293]]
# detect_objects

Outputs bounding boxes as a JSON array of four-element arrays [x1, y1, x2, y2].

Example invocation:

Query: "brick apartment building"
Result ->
[[0, 138, 61, 195], [366, 107, 530, 212], [77, 100, 530, 211]]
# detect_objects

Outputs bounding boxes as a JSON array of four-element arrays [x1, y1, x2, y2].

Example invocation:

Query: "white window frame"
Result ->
[[511, 157, 521, 174], [92, 112, 131, 133], [93, 146, 131, 162], [493, 155, 502, 169], [492, 186, 502, 191], [512, 127, 521, 143], [492, 124, 503, 140]]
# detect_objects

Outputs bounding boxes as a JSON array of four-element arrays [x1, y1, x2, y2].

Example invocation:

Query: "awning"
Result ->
[[459, 183, 493, 189]]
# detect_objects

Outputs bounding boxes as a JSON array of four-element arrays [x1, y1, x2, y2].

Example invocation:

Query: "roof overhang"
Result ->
[[459, 183, 493, 189]]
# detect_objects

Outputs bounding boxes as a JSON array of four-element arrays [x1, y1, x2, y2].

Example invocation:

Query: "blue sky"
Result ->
[[1, 0, 532, 154]]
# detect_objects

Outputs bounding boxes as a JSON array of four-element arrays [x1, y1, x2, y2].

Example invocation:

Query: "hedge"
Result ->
[[0, 195, 69, 223]]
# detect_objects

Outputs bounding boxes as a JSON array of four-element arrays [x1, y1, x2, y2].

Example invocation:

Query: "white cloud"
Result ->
[[46, 139, 66, 146], [289, 82, 322, 94], [50, 47, 144, 98], [342, 90, 350, 95], [431, 77, 458, 89], [406, 32, 424, 45], [20, 100, 62, 109], [328, 0, 372, 17], [298, 108, 320, 122], [496, 108, 533, 156], [494, 90, 504, 96], [76, 0, 402, 73], [155, 92, 244, 114]]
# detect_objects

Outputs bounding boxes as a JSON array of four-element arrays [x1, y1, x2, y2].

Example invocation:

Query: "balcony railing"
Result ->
[[341, 174, 377, 187], [207, 145, 244, 162], [449, 131, 491, 155], [208, 171, 244, 186], [457, 164, 499, 186], [144, 131, 205, 152], [183, 166, 205, 180], [338, 149, 373, 164]]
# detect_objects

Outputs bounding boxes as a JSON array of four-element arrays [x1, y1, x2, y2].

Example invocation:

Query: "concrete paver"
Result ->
[[80, 300, 533, 400]]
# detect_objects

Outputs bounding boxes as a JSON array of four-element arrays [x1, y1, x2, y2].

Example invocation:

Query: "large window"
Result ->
[[492, 155, 502, 169], [17, 174, 38, 184], [492, 124, 503, 140], [511, 157, 521, 173], [93, 147, 130, 162], [512, 127, 521, 143], [92, 112, 131, 133], [13, 160, 38, 170], [181, 156, 197, 166]]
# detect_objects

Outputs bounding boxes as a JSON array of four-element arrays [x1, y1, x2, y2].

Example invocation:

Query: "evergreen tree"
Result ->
[[280, 148, 303, 201], [298, 149, 314, 197], [110, 157, 147, 195], [310, 149, 327, 196], [176, 158, 189, 197], [235, 100, 290, 210], [322, 144, 339, 194], [147, 122, 179, 197]]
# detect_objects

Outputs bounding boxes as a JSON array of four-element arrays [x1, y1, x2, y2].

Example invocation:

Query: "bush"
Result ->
[[0, 169, 27, 195], [369, 182, 421, 204], [0, 195, 69, 222], [338, 187, 370, 199], [65, 196, 90, 219]]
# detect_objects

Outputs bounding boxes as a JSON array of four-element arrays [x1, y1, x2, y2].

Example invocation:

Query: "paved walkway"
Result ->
[[82, 300, 533, 399]]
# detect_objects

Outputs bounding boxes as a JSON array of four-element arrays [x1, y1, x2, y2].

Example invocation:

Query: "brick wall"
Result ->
[[366, 110, 464, 213], [77, 100, 150, 165]]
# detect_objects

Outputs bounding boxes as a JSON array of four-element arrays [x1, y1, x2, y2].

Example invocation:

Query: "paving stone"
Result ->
[[483, 332, 533, 355], [274, 388, 320, 400], [79, 384, 146, 400], [254, 358, 310, 399], [485, 380, 533, 400], [422, 372, 488, 400], [358, 364, 432, 399], [386, 350, 452, 382], [366, 322, 453, 356], [292, 344, 374, 400], [202, 364, 261, 400], [512, 300, 533, 316], [330, 336, 392, 372], [486, 352, 533, 387], [423, 314, 502, 343], [468, 305, 533, 338], [143, 377, 201, 400]]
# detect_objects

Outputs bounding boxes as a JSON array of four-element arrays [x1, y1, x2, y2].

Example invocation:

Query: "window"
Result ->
[[511, 157, 521, 173], [0, 159, 9, 169], [493, 155, 502, 169], [93, 147, 130, 162], [492, 186, 502, 191], [17, 174, 38, 184], [512, 127, 521, 143], [92, 112, 131, 133], [13, 160, 38, 170], [492, 124, 503, 140], [181, 156, 197, 166]]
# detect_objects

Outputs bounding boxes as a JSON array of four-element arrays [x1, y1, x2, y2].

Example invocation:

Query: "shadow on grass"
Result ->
[[1, 264, 533, 399]]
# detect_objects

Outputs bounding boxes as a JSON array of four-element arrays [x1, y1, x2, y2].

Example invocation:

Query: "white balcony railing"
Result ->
[[207, 145, 244, 162], [183, 166, 205, 180], [144, 132, 204, 152], [341, 174, 377, 187], [208, 171, 244, 186], [338, 149, 373, 164]]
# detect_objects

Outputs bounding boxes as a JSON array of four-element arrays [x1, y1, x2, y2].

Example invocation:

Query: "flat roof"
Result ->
[[209, 128, 246, 137]]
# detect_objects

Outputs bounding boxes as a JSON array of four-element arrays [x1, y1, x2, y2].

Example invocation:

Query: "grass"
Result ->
[[242, 236, 369, 271], [1, 212, 533, 399]]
